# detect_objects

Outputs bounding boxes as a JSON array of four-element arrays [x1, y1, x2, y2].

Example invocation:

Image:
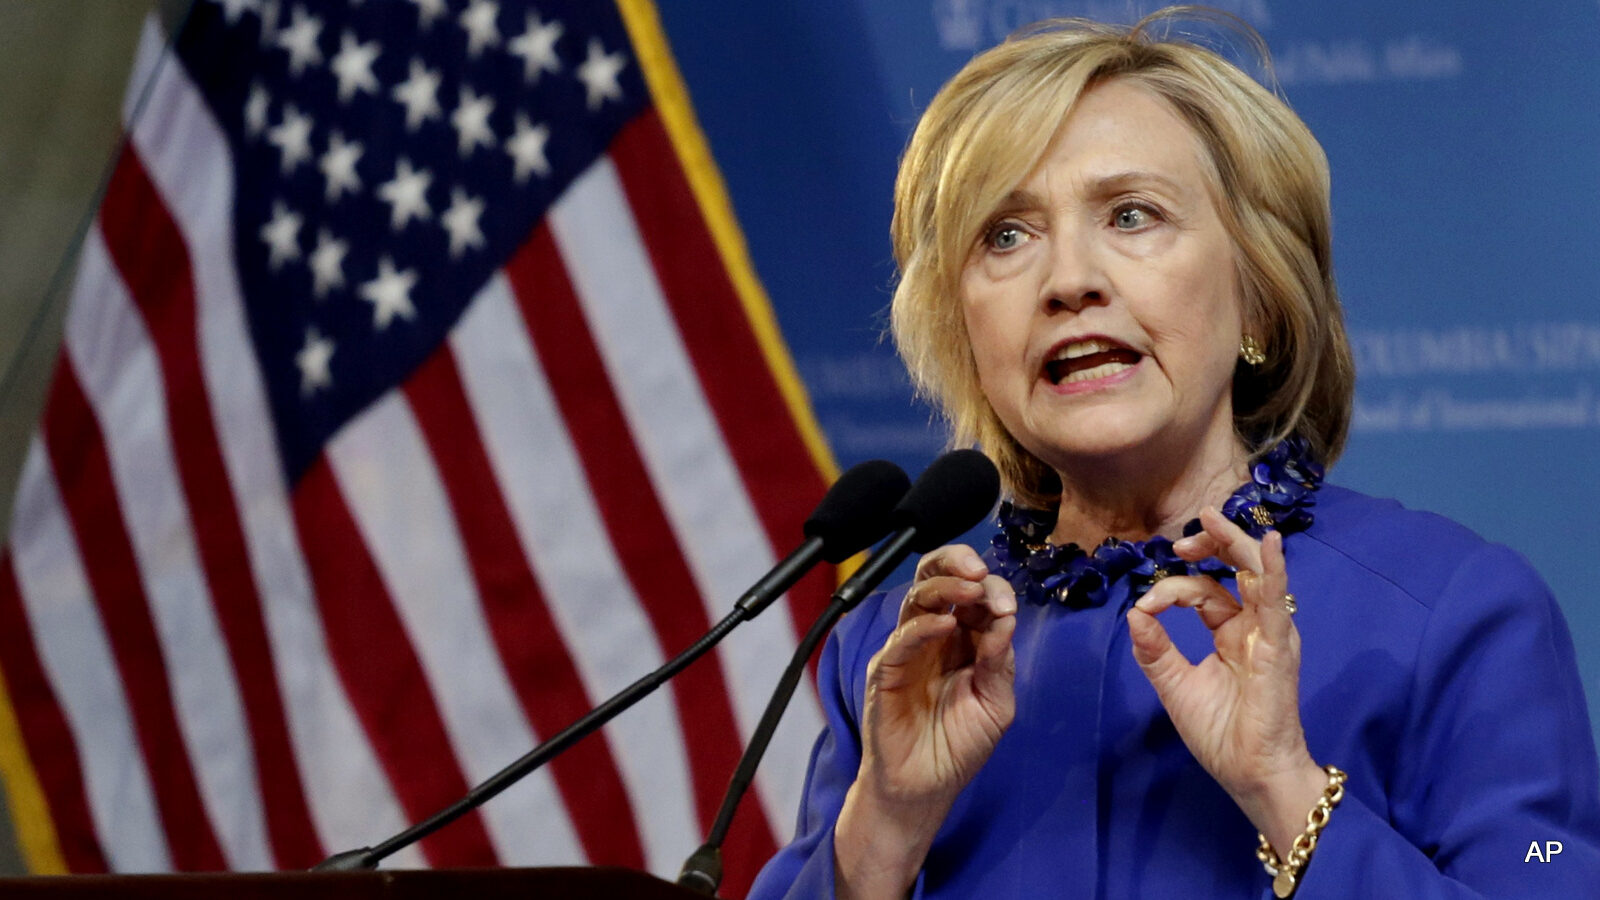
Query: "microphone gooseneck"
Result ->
[[311, 459, 910, 871], [678, 449, 1001, 894]]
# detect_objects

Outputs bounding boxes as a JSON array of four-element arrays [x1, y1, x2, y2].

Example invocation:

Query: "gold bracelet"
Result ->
[[1255, 765, 1347, 899]]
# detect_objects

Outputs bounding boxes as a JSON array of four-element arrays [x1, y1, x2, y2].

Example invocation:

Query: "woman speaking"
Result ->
[[749, 9, 1600, 898]]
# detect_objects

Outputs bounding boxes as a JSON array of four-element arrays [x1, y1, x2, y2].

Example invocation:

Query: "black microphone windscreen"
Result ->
[[894, 450, 1001, 552], [803, 459, 912, 563]]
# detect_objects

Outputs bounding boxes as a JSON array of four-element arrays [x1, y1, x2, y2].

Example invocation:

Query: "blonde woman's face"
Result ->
[[960, 79, 1244, 477]]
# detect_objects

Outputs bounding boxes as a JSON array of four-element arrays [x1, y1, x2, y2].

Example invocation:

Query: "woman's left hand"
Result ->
[[1126, 507, 1327, 855]]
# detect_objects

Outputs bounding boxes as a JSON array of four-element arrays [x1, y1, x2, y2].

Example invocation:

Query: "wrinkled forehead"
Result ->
[[1013, 79, 1222, 202], [956, 74, 1227, 235]]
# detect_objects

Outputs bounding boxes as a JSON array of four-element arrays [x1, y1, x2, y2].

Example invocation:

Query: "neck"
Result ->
[[1047, 431, 1250, 547]]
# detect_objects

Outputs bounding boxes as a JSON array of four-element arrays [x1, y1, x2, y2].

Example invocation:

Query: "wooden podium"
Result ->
[[0, 867, 707, 898]]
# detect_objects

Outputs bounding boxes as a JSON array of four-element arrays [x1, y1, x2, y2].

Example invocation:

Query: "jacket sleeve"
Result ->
[[1288, 543, 1600, 898]]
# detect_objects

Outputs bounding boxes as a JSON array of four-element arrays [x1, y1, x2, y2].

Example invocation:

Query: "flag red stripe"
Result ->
[[95, 146, 325, 868], [0, 556, 110, 873], [39, 358, 226, 870], [503, 227, 781, 881], [606, 112, 836, 633], [403, 343, 647, 868], [289, 457, 497, 867]]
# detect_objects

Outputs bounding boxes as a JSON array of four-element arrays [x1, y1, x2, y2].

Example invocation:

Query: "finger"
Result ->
[[1134, 575, 1242, 632], [1262, 529, 1288, 590], [871, 613, 958, 682], [947, 572, 1018, 635], [971, 613, 1017, 709], [1246, 530, 1294, 644], [1127, 608, 1193, 701], [980, 573, 1017, 617], [899, 576, 984, 624], [1195, 507, 1264, 574], [971, 575, 1017, 643], [972, 603, 1016, 663], [913, 543, 988, 583], [972, 611, 1016, 677], [1170, 530, 1221, 562]]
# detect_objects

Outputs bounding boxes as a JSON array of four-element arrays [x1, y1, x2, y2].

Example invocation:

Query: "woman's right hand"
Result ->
[[834, 544, 1018, 899]]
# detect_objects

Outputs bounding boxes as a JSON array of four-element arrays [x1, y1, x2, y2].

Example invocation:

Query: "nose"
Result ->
[[1039, 226, 1109, 314]]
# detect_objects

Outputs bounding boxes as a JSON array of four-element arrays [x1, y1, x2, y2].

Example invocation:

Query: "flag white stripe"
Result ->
[[124, 16, 416, 863], [451, 272, 698, 874], [63, 228, 270, 870], [326, 391, 583, 865], [9, 440, 172, 872], [549, 161, 823, 837]]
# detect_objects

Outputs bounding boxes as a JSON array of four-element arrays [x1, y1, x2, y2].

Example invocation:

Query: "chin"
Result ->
[[1027, 408, 1170, 465], [1028, 431, 1159, 474]]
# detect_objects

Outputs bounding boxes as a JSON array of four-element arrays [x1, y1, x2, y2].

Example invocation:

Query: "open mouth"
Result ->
[[1044, 338, 1142, 385]]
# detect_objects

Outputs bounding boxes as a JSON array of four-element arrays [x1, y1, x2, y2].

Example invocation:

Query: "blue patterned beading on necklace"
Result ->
[[990, 437, 1324, 609]]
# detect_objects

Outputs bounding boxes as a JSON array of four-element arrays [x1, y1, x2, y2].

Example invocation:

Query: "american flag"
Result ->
[[0, 0, 838, 894]]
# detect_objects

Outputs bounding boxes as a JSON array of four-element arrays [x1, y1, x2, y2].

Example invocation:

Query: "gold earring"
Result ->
[[1240, 335, 1266, 366]]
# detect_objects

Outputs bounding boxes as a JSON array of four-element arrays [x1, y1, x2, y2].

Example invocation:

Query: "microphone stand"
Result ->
[[676, 529, 919, 893], [675, 598, 845, 893], [313, 456, 915, 871], [315, 602, 751, 871]]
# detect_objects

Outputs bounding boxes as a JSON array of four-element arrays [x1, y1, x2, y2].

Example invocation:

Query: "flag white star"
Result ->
[[451, 86, 496, 157], [275, 6, 324, 76], [506, 114, 551, 182], [360, 256, 418, 329], [391, 59, 442, 131], [296, 327, 335, 395], [408, 0, 447, 29], [309, 228, 348, 297], [217, 0, 261, 25], [244, 83, 271, 137], [576, 38, 626, 111], [508, 13, 562, 83], [441, 189, 486, 258], [266, 103, 314, 173], [377, 158, 433, 230], [330, 31, 381, 103], [259, 201, 303, 270], [459, 0, 501, 57], [319, 131, 363, 202]]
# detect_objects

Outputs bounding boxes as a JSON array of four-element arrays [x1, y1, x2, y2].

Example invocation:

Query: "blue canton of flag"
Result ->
[[184, 0, 649, 482]]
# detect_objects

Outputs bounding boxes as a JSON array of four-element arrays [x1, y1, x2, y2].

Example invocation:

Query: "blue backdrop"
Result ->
[[654, 1, 1600, 748]]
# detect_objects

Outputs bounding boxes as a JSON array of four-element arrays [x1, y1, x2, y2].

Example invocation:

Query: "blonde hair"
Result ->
[[890, 8, 1354, 507]]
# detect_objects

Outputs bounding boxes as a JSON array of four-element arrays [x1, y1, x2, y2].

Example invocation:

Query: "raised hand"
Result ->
[[1125, 508, 1327, 856], [835, 544, 1017, 899]]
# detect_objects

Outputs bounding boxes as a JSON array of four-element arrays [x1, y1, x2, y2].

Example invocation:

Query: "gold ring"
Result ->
[[1283, 593, 1297, 615]]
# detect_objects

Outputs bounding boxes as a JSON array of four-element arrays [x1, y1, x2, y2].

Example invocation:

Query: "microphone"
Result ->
[[312, 458, 911, 871], [734, 458, 910, 620], [677, 449, 1001, 893], [832, 448, 1003, 610]]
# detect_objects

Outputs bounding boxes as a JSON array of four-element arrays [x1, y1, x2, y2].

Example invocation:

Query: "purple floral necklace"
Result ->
[[990, 437, 1324, 609]]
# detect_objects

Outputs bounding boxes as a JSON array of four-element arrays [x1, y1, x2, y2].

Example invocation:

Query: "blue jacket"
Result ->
[[749, 485, 1600, 897]]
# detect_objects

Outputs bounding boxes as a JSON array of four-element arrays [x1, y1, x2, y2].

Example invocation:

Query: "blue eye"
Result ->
[[1113, 205, 1154, 230], [987, 224, 1025, 251]]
